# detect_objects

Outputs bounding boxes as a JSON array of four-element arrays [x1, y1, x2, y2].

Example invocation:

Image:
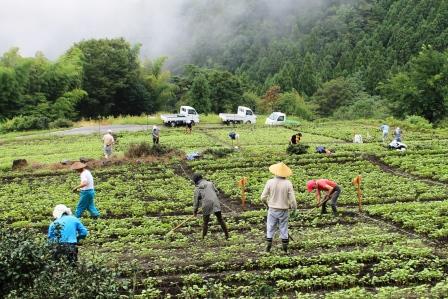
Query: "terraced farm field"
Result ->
[[2, 121, 448, 298]]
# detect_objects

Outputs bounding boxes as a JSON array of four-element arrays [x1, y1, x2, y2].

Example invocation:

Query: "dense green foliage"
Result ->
[[1, 0, 448, 129], [4, 122, 448, 296], [0, 227, 121, 298]]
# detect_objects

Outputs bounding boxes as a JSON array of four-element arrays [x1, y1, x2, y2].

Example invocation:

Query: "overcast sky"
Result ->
[[0, 0, 187, 60]]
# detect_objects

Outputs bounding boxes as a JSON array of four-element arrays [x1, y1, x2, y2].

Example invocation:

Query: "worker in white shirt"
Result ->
[[71, 162, 100, 219]]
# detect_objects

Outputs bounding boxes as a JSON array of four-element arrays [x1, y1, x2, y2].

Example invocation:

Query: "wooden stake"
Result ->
[[238, 177, 248, 209], [352, 175, 363, 212], [166, 215, 195, 237]]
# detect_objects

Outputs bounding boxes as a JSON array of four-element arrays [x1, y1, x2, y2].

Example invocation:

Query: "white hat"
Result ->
[[53, 204, 72, 219], [107, 129, 112, 133]]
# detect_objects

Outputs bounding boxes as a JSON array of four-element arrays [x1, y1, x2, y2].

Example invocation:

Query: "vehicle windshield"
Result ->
[[188, 109, 197, 115], [268, 113, 277, 120]]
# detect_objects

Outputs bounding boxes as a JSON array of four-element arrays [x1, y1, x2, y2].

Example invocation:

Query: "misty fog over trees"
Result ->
[[1, 0, 447, 131]]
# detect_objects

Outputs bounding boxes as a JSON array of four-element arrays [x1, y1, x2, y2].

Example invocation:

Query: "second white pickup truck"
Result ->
[[219, 106, 256, 124]]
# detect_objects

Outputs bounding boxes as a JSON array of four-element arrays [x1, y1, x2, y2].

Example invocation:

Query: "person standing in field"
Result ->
[[71, 162, 100, 219], [394, 127, 402, 142], [102, 129, 115, 159], [261, 162, 297, 253], [306, 179, 341, 216], [192, 174, 229, 240], [379, 124, 389, 142], [186, 120, 193, 134], [152, 125, 160, 145], [48, 204, 88, 264]]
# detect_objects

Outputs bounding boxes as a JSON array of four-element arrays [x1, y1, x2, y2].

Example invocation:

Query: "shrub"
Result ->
[[286, 144, 309, 155], [125, 142, 172, 158], [0, 227, 122, 298], [404, 115, 432, 129], [1, 115, 50, 132], [202, 148, 234, 158], [49, 118, 73, 129]]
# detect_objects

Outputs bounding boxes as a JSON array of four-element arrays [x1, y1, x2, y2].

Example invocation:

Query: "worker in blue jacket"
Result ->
[[48, 204, 88, 264]]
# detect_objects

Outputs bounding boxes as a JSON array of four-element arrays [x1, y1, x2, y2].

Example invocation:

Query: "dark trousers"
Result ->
[[52, 243, 78, 264], [203, 211, 229, 239], [322, 186, 341, 212]]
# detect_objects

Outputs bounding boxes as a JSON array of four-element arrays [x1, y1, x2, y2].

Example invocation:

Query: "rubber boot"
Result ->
[[202, 215, 210, 239], [216, 213, 229, 240], [321, 205, 328, 214], [220, 221, 229, 240], [331, 206, 338, 216], [266, 238, 273, 253], [282, 239, 289, 253]]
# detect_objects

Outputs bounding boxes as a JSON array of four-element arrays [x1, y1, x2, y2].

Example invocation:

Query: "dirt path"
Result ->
[[197, 128, 234, 149], [365, 154, 448, 187], [52, 124, 152, 136]]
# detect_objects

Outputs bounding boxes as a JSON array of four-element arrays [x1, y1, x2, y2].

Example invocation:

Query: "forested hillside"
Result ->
[[1, 0, 447, 131]]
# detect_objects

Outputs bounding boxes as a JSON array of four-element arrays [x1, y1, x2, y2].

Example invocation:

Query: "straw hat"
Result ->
[[269, 162, 292, 177], [53, 204, 72, 219], [70, 161, 87, 170]]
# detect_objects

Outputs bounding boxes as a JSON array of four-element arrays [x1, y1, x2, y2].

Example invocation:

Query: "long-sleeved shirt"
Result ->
[[261, 177, 297, 210], [48, 215, 88, 244], [102, 133, 115, 146], [193, 179, 221, 215]]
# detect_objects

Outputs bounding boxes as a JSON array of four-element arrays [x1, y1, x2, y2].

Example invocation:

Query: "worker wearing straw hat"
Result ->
[[48, 204, 88, 264], [71, 162, 100, 219], [261, 162, 297, 253]]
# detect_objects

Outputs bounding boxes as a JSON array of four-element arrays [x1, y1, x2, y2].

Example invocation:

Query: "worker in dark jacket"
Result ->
[[48, 204, 88, 264], [192, 174, 229, 240], [290, 132, 302, 144]]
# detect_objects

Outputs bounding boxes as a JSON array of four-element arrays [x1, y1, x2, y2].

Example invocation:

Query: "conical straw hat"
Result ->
[[70, 161, 87, 170], [269, 162, 292, 177]]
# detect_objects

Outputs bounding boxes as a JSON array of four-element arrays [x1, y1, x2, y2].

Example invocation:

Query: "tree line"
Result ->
[[1, 0, 447, 131]]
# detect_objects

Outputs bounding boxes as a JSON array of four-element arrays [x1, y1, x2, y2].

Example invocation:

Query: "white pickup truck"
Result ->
[[265, 112, 299, 126], [160, 106, 199, 127], [219, 106, 256, 124]]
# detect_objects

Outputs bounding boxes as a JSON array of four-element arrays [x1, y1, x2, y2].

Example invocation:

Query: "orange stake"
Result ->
[[237, 177, 248, 209], [352, 175, 363, 212]]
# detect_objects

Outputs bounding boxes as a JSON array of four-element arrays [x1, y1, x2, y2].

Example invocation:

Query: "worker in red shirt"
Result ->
[[306, 179, 341, 215]]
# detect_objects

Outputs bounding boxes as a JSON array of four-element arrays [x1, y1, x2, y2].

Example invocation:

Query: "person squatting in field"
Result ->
[[71, 162, 100, 219], [307, 179, 341, 216], [261, 162, 297, 253], [192, 174, 230, 240], [290, 132, 302, 144], [48, 204, 88, 264]]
